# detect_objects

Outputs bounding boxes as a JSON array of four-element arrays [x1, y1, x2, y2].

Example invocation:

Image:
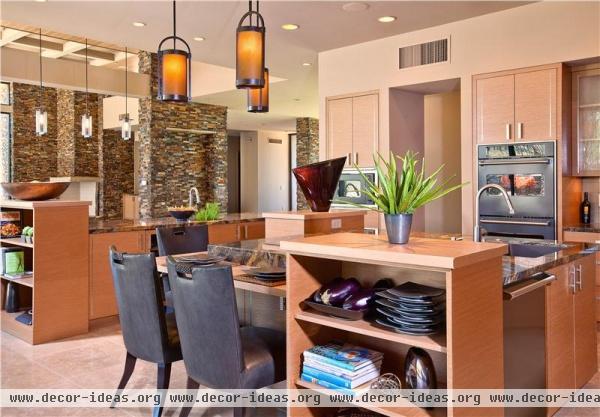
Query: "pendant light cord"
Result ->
[[173, 0, 176, 49], [85, 39, 89, 114], [38, 29, 42, 107], [124, 47, 128, 116]]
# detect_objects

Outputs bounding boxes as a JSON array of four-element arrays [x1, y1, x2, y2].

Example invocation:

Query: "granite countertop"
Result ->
[[481, 237, 600, 286], [89, 213, 264, 234], [563, 223, 600, 234], [208, 239, 286, 268]]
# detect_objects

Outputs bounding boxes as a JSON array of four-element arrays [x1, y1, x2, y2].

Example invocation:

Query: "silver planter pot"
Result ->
[[384, 213, 413, 244]]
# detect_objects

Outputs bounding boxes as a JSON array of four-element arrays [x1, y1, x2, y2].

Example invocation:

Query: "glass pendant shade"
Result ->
[[35, 107, 47, 136], [157, 48, 190, 101], [121, 115, 132, 140], [248, 68, 269, 112], [81, 113, 92, 138], [236, 9, 265, 89]]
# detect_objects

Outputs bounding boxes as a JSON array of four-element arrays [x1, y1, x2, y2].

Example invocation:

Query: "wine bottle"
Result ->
[[581, 192, 591, 224]]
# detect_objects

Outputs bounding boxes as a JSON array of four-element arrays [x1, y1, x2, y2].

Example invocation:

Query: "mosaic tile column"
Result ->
[[12, 83, 58, 181], [98, 129, 134, 219], [295, 117, 320, 210], [56, 89, 102, 177], [137, 51, 228, 218]]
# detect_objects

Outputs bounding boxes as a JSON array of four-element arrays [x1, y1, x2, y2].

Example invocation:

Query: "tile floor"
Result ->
[[1, 318, 598, 417]]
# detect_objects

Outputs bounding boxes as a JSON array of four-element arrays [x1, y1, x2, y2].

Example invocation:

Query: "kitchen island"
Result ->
[[279, 232, 598, 417]]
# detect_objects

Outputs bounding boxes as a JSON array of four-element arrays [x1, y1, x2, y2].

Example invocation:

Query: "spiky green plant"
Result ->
[[335, 151, 468, 214], [195, 202, 221, 221]]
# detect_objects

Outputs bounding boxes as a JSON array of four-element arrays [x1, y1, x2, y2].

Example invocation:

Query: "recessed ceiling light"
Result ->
[[34, 0, 47, 2], [193, 36, 205, 42], [132, 22, 146, 27], [342, 2, 369, 12], [281, 23, 299, 31], [302, 62, 312, 67], [293, 98, 301, 102], [378, 16, 397, 23]]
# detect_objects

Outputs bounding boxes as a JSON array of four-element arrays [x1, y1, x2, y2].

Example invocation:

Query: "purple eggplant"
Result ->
[[320, 277, 361, 306], [343, 288, 376, 311], [313, 277, 344, 303]]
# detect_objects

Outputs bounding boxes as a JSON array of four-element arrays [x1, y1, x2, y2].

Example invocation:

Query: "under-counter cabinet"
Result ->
[[546, 254, 597, 416], [326, 91, 378, 167], [571, 65, 600, 176], [208, 220, 265, 244], [0, 200, 90, 344], [474, 64, 564, 143], [89, 231, 145, 319]]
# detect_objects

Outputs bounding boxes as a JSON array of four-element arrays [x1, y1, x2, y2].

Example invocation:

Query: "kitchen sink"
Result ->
[[506, 243, 563, 258]]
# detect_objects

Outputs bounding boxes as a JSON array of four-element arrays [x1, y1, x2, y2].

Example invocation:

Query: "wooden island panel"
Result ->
[[263, 210, 366, 240]]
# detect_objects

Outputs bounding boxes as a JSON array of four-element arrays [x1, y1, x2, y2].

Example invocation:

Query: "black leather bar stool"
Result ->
[[156, 225, 209, 307], [109, 246, 183, 417], [166, 257, 286, 417]]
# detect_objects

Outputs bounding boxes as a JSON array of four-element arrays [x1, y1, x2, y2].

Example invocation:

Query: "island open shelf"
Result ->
[[281, 233, 507, 417], [0, 200, 90, 344]]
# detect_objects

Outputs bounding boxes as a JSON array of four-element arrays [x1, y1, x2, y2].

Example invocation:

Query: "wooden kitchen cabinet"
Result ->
[[242, 221, 265, 240], [208, 221, 265, 244], [475, 74, 515, 143], [474, 64, 561, 144], [326, 91, 378, 167], [573, 254, 597, 388], [89, 231, 145, 319], [546, 254, 598, 415], [571, 65, 600, 176]]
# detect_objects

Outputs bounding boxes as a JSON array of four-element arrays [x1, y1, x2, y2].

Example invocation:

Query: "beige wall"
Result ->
[[424, 91, 462, 234], [318, 1, 600, 234], [240, 130, 290, 213]]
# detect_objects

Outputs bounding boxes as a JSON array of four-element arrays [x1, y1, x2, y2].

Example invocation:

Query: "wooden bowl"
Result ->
[[1, 182, 70, 201]]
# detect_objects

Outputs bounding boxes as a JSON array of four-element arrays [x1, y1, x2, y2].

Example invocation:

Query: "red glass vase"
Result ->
[[292, 157, 347, 212]]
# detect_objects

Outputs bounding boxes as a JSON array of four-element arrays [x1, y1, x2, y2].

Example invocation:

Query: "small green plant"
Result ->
[[195, 202, 221, 221], [337, 151, 468, 215]]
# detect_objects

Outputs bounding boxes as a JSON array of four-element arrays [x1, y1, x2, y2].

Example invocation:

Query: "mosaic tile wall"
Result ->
[[295, 117, 320, 210], [137, 51, 228, 218], [12, 83, 58, 181]]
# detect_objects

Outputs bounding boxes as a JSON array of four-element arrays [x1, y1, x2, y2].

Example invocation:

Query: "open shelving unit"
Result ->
[[0, 200, 90, 344], [282, 233, 507, 417]]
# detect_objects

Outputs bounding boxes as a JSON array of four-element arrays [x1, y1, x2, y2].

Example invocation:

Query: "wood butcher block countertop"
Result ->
[[261, 209, 367, 220], [280, 232, 508, 270]]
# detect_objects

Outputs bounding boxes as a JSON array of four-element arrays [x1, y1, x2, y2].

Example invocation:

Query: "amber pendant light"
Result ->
[[247, 68, 269, 112], [81, 39, 92, 139], [236, 0, 265, 89], [35, 29, 47, 136], [121, 47, 132, 140], [157, 0, 191, 102]]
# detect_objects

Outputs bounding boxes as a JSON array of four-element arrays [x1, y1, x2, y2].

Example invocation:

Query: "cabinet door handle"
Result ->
[[244, 224, 248, 240], [505, 123, 512, 140], [347, 153, 352, 165], [517, 122, 523, 140], [569, 265, 577, 294], [576, 264, 583, 291], [355, 152, 359, 166]]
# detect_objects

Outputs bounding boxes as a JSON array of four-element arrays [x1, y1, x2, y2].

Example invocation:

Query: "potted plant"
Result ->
[[337, 151, 467, 244]]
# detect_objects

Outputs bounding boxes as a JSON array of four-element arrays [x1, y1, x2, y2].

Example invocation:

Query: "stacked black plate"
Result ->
[[242, 266, 286, 281], [175, 254, 226, 274], [373, 282, 445, 336]]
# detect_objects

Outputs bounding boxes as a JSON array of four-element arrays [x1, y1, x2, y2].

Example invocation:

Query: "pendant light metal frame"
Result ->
[[157, 0, 191, 102], [35, 29, 47, 136], [120, 47, 132, 140], [236, 0, 266, 89], [247, 67, 269, 113], [81, 39, 92, 139]]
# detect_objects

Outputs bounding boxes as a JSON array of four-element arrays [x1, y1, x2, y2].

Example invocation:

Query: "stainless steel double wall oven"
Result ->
[[477, 141, 556, 240]]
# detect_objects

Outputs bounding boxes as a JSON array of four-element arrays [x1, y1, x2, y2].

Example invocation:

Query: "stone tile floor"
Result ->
[[0, 317, 598, 417]]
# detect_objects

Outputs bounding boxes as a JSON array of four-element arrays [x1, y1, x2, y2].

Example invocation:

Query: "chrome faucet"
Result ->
[[474, 184, 515, 242], [188, 187, 200, 208]]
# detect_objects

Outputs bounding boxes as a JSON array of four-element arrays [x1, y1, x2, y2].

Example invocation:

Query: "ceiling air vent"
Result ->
[[399, 38, 449, 69]]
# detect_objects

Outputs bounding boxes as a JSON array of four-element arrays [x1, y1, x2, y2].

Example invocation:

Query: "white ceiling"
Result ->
[[1, 1, 530, 131]]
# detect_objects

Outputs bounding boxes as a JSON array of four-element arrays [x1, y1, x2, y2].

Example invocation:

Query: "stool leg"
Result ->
[[153, 363, 171, 417], [179, 376, 200, 417]]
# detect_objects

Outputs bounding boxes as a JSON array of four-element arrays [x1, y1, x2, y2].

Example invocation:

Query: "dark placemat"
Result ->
[[235, 274, 286, 287]]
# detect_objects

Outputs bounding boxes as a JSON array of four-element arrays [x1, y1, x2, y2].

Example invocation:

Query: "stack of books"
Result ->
[[300, 342, 383, 393]]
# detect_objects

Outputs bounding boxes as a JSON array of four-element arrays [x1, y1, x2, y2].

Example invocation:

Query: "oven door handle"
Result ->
[[480, 219, 551, 227], [478, 158, 551, 166]]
